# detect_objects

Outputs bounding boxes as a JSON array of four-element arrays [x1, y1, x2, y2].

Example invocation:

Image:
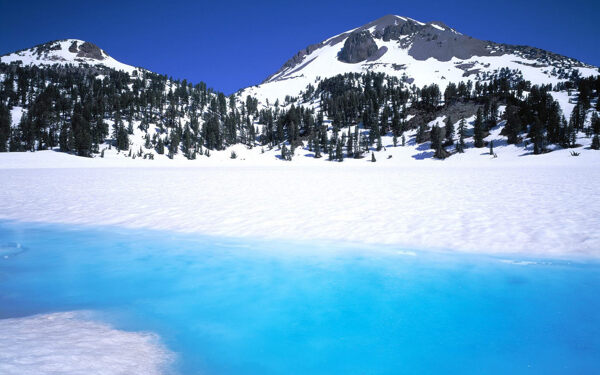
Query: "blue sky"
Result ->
[[1, 0, 598, 94]]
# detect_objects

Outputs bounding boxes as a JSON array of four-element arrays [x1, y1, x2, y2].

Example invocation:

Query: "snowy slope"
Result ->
[[0, 151, 599, 259], [239, 15, 599, 106], [0, 39, 142, 75]]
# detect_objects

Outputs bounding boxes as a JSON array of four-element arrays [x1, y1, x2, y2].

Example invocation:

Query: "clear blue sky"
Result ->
[[1, 0, 598, 94]]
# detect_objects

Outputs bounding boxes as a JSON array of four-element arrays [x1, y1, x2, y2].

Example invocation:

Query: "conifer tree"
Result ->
[[116, 124, 129, 151], [457, 118, 466, 153], [346, 130, 354, 157], [473, 109, 485, 148], [168, 131, 180, 158], [281, 144, 291, 161], [569, 104, 585, 132], [336, 141, 343, 162], [488, 101, 498, 130], [591, 134, 600, 150], [0, 102, 11, 152], [591, 112, 600, 135], [156, 137, 165, 154], [416, 123, 428, 144], [504, 106, 522, 144], [532, 117, 545, 154], [444, 116, 454, 145], [431, 125, 446, 159]]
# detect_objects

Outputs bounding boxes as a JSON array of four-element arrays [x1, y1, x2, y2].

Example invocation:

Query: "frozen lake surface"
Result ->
[[1, 221, 599, 374]]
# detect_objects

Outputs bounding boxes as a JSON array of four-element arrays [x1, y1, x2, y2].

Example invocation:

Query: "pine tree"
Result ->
[[431, 125, 446, 159], [416, 123, 428, 144], [591, 134, 600, 150], [591, 112, 600, 135], [504, 106, 522, 144], [116, 124, 129, 151], [444, 116, 454, 145], [457, 118, 466, 152], [567, 120, 577, 148], [281, 144, 291, 161], [488, 101, 498, 130], [473, 109, 485, 148], [0, 102, 11, 152], [156, 137, 165, 154], [532, 117, 545, 154], [336, 141, 343, 162], [72, 104, 92, 157], [569, 104, 585, 132], [314, 135, 322, 158]]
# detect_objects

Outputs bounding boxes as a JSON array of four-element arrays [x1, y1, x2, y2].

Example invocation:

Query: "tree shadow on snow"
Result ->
[[416, 142, 431, 151], [412, 150, 435, 160]]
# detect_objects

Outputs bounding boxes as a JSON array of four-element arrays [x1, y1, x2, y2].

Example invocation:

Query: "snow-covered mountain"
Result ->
[[0, 17, 599, 163], [0, 38, 230, 161], [0, 39, 142, 75], [240, 14, 598, 105]]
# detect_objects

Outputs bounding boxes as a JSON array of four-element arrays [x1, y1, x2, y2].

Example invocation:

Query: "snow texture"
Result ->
[[0, 151, 598, 259], [0, 311, 173, 375]]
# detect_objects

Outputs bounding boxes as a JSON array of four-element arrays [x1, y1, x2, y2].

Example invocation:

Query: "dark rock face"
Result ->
[[366, 46, 388, 62], [68, 41, 78, 53], [31, 41, 61, 57], [338, 31, 378, 63], [76, 42, 105, 60], [382, 22, 422, 41], [407, 28, 494, 62], [27, 40, 106, 61]]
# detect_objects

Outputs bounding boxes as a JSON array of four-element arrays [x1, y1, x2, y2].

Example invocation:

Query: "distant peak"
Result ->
[[1, 38, 140, 75]]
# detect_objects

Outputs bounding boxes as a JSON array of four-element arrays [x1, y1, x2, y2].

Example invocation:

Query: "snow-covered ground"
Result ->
[[0, 312, 172, 375], [1, 148, 599, 259]]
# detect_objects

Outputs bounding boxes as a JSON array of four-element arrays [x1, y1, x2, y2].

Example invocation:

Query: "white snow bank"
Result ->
[[0, 151, 598, 259], [9, 107, 25, 127], [0, 311, 173, 375]]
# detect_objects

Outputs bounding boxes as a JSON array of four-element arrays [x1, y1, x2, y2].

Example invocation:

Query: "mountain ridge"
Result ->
[[243, 14, 597, 106], [266, 14, 594, 82], [0, 15, 599, 163]]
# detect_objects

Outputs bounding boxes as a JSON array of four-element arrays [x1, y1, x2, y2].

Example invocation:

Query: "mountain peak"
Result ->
[[0, 39, 140, 74], [245, 14, 597, 105]]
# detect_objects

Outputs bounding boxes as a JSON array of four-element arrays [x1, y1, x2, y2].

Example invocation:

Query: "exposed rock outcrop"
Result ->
[[68, 41, 105, 60], [338, 31, 378, 63]]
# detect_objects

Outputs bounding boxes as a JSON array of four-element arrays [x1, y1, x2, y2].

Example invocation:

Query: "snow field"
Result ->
[[1, 151, 598, 259], [0, 312, 173, 375]]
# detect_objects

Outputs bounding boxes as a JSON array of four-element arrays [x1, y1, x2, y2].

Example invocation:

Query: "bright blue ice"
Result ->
[[1, 221, 599, 374]]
